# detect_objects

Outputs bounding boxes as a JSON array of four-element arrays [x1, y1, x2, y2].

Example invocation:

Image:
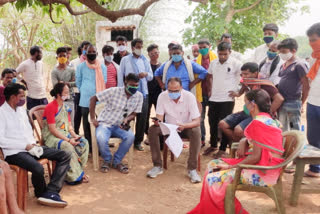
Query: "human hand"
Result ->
[[177, 123, 185, 132], [152, 118, 160, 126], [92, 119, 99, 127], [216, 164, 231, 170], [301, 106, 304, 113], [236, 138, 247, 158], [25, 144, 35, 151], [189, 81, 196, 90], [69, 138, 80, 146], [228, 91, 238, 98], [138, 72, 148, 79]]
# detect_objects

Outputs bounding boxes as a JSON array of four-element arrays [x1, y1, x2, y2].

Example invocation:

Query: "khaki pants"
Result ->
[[148, 125, 201, 170]]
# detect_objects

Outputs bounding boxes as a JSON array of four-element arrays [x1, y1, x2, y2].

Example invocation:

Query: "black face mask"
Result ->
[[87, 53, 97, 61]]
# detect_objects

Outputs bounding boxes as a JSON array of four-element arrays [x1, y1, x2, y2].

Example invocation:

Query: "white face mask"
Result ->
[[118, 45, 126, 52], [61, 95, 70, 101], [279, 52, 293, 61], [133, 48, 142, 56], [104, 55, 113, 63]]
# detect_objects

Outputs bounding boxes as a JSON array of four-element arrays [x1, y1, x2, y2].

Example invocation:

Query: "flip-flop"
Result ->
[[100, 162, 110, 173], [113, 163, 129, 174]]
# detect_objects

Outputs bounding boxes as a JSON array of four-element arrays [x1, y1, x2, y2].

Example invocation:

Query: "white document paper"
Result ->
[[159, 122, 183, 158]]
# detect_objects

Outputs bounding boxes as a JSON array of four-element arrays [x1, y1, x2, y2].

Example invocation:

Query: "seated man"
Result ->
[[89, 73, 143, 174], [147, 77, 202, 183], [218, 62, 284, 153], [0, 160, 24, 214], [0, 83, 71, 207]]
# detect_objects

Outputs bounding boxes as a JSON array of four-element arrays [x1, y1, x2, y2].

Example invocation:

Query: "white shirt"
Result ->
[[252, 44, 269, 64], [208, 57, 242, 102], [16, 59, 46, 99], [308, 59, 320, 107], [0, 102, 36, 158], [259, 57, 284, 85]]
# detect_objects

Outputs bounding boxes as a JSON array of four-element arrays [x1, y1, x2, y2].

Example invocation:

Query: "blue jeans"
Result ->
[[96, 125, 135, 165], [307, 103, 320, 173], [201, 95, 209, 141], [278, 100, 301, 131]]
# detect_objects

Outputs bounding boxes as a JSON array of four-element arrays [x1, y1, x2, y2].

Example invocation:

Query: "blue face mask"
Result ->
[[12, 78, 17, 83], [172, 54, 183, 62], [263, 36, 274, 44], [267, 51, 278, 60], [168, 92, 181, 100], [126, 85, 139, 95], [82, 50, 86, 55]]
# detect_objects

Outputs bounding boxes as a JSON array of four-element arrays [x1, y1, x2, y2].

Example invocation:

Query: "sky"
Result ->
[[280, 0, 320, 37]]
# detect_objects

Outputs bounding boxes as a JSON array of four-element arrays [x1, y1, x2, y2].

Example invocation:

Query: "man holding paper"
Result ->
[[147, 77, 202, 183]]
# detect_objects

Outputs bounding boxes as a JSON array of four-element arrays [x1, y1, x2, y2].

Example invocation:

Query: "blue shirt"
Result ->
[[154, 60, 207, 90], [76, 62, 107, 108], [118, 54, 153, 97]]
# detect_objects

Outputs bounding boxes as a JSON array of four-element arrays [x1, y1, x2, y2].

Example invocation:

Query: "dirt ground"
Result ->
[[25, 97, 320, 214]]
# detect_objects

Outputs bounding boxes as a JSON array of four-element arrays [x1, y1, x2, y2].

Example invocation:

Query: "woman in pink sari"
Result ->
[[189, 89, 284, 214]]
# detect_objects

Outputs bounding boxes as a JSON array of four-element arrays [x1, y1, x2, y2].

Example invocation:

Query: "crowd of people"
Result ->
[[0, 21, 320, 213]]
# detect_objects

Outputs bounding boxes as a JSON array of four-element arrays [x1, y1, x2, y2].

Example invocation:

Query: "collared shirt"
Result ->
[[252, 44, 269, 64], [76, 62, 107, 108], [259, 57, 283, 85], [118, 54, 153, 97], [208, 57, 242, 102], [96, 87, 143, 127], [278, 59, 308, 101], [0, 102, 36, 158], [156, 89, 200, 125], [51, 66, 76, 97], [308, 59, 320, 107], [154, 60, 207, 90], [16, 59, 46, 99]]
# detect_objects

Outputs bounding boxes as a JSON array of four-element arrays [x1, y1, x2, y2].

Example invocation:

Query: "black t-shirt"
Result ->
[[148, 63, 162, 97], [113, 51, 130, 65]]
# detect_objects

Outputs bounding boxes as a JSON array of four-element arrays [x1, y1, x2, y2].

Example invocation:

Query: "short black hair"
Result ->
[[116, 36, 128, 43], [131, 38, 143, 48], [77, 46, 82, 56], [220, 33, 232, 41], [171, 44, 183, 52], [80, 41, 91, 48], [102, 45, 114, 54], [217, 42, 231, 51], [278, 38, 298, 51], [4, 83, 26, 101], [147, 44, 159, 52], [263, 23, 279, 34], [1, 68, 14, 78], [65, 46, 72, 52], [168, 42, 177, 49], [56, 47, 67, 55], [241, 62, 259, 73], [30, 46, 41, 56], [168, 77, 182, 86], [50, 82, 68, 98], [125, 73, 140, 83], [198, 38, 210, 45], [307, 22, 320, 37]]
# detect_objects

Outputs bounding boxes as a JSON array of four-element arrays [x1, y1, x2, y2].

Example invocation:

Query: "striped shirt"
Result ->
[[106, 63, 117, 89]]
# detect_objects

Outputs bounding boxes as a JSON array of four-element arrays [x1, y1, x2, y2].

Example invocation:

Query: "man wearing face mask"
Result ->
[[154, 44, 207, 97], [16, 45, 48, 110], [258, 40, 283, 86], [90, 73, 143, 174], [76, 45, 107, 150], [118, 38, 153, 151], [113, 36, 130, 65], [51, 47, 76, 126], [278, 38, 310, 131], [0, 83, 71, 207], [0, 68, 14, 106], [102, 45, 120, 89], [251, 23, 279, 64], [147, 77, 202, 183]]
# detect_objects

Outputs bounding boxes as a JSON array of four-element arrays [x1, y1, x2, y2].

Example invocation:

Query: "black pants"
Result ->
[[74, 93, 82, 134], [208, 101, 235, 151], [26, 96, 48, 110], [145, 93, 159, 135], [134, 96, 149, 146], [5, 147, 71, 197], [81, 107, 92, 149]]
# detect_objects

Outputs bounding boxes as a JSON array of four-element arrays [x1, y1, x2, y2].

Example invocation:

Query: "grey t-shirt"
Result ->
[[51, 66, 76, 96], [278, 60, 308, 101]]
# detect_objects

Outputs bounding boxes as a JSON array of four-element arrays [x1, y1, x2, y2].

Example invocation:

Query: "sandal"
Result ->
[[100, 162, 111, 173], [203, 147, 218, 156], [82, 174, 90, 183], [284, 164, 296, 174], [113, 163, 129, 174]]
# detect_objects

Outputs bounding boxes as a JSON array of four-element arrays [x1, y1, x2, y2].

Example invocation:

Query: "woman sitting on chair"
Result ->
[[189, 89, 284, 214], [42, 83, 89, 184]]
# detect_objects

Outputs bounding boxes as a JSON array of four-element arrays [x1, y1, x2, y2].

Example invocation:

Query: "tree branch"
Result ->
[[48, 2, 63, 24], [233, 0, 263, 14]]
